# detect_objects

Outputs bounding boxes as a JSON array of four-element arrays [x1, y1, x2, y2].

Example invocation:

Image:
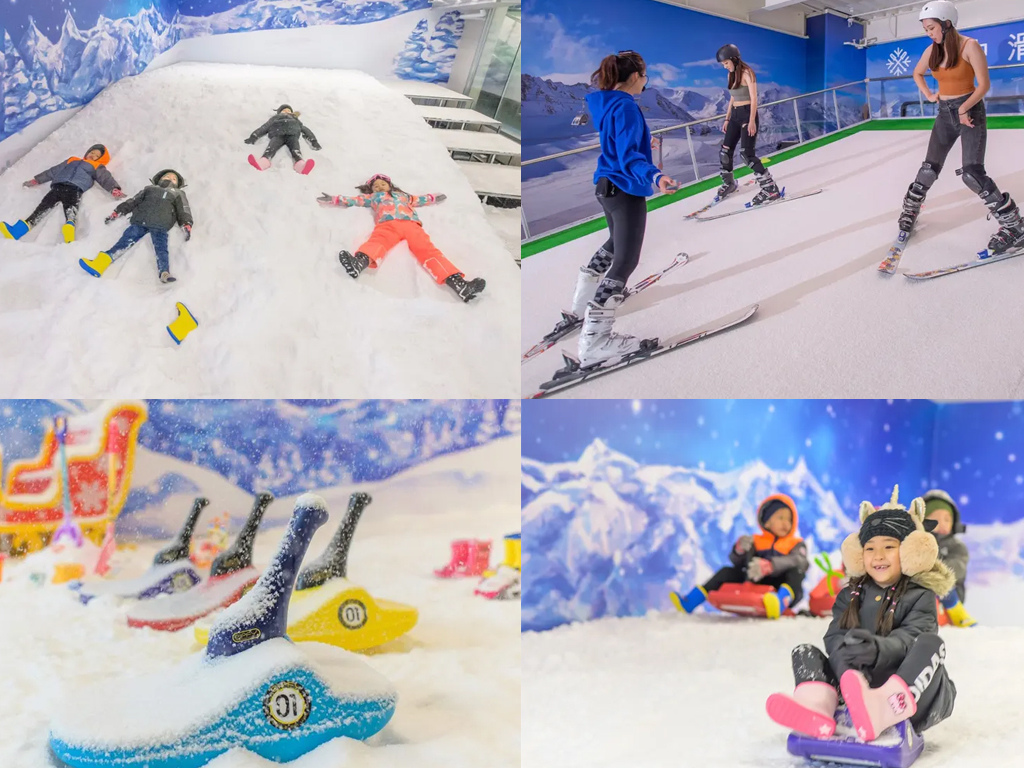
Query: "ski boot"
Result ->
[[62, 220, 76, 243], [766, 681, 839, 738], [445, 272, 486, 302], [985, 193, 1024, 255], [669, 585, 707, 613], [898, 183, 927, 234], [840, 669, 916, 742], [749, 172, 782, 206], [80, 251, 114, 277], [577, 294, 651, 367], [1, 219, 30, 240], [715, 172, 738, 200], [160, 271, 177, 284], [572, 266, 601, 316], [338, 250, 370, 279]]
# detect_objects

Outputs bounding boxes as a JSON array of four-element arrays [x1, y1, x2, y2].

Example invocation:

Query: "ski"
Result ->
[[683, 178, 757, 220], [878, 230, 913, 274], [528, 303, 758, 398], [694, 189, 823, 222], [521, 252, 689, 364], [903, 246, 1024, 281]]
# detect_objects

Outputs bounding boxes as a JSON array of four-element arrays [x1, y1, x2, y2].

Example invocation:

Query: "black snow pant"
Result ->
[[721, 105, 767, 176], [264, 135, 303, 162], [915, 96, 1004, 207], [26, 182, 83, 228], [590, 176, 647, 304], [791, 634, 956, 732], [702, 565, 805, 604]]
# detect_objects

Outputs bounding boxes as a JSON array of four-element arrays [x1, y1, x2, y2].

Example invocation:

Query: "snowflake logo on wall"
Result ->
[[886, 47, 912, 76]]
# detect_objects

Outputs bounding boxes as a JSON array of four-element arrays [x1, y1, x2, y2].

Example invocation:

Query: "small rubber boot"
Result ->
[[1, 219, 30, 240], [166, 302, 198, 345], [339, 250, 370, 279], [669, 585, 707, 613], [464, 539, 492, 577], [578, 294, 649, 367], [750, 172, 782, 206], [294, 158, 315, 175], [247, 154, 271, 171], [716, 171, 737, 200], [763, 583, 794, 619], [940, 591, 977, 627], [985, 193, 1024, 255], [160, 271, 177, 284], [434, 540, 471, 578], [445, 272, 486, 302], [840, 670, 917, 742], [571, 266, 601, 317], [898, 182, 927, 234], [80, 251, 113, 277], [62, 221, 76, 243], [504, 533, 521, 570], [766, 681, 839, 738]]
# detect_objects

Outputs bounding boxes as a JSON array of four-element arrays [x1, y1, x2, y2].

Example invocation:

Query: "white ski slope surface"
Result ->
[[0, 438, 520, 768], [523, 593, 1024, 768], [0, 62, 520, 397], [522, 128, 1024, 398]]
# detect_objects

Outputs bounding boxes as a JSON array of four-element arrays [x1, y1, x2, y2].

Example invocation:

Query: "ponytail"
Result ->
[[591, 51, 646, 90]]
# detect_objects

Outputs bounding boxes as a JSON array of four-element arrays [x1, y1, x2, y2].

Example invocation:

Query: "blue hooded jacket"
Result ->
[[586, 89, 662, 198]]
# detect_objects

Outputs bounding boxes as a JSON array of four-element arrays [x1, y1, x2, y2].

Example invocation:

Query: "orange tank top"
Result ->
[[932, 43, 975, 97]]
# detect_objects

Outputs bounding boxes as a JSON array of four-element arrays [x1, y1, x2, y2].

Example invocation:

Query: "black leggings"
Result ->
[[264, 135, 302, 162], [703, 564, 805, 604], [721, 105, 767, 175], [594, 177, 647, 291], [26, 183, 83, 227], [791, 634, 956, 732]]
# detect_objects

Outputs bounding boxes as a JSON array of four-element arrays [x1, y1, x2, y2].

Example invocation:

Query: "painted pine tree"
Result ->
[[393, 19, 433, 80], [424, 11, 464, 82]]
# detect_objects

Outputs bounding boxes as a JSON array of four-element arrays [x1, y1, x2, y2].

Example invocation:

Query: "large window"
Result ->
[[473, 6, 520, 138]]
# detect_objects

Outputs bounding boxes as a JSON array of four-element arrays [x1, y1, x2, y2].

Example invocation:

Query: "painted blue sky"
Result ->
[[522, 400, 1024, 525], [523, 0, 807, 91]]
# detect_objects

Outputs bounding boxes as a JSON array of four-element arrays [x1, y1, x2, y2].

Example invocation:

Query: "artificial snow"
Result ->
[[126, 566, 259, 623], [76, 558, 197, 598], [523, 608, 1024, 768], [0, 62, 519, 397], [0, 437, 520, 767], [522, 128, 1024, 398]]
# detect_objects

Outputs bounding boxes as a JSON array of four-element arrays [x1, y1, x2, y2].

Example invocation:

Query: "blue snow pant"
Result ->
[[108, 224, 170, 274]]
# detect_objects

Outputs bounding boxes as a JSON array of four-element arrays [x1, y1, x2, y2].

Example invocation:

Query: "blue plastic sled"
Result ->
[[786, 706, 924, 768]]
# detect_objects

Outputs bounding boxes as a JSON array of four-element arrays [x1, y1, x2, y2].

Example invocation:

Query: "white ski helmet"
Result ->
[[919, 0, 957, 26]]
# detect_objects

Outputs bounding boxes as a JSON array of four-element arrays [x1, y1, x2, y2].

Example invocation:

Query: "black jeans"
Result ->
[[791, 634, 956, 732], [26, 182, 83, 227], [594, 177, 647, 286], [702, 564, 805, 604], [264, 135, 302, 162], [722, 105, 767, 175], [926, 96, 987, 173]]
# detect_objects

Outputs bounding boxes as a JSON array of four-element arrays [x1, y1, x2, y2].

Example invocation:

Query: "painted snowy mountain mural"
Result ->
[[393, 11, 464, 82], [0, 0, 449, 141]]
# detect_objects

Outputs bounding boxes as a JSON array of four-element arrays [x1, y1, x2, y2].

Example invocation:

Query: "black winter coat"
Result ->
[[115, 185, 193, 232], [249, 114, 319, 145]]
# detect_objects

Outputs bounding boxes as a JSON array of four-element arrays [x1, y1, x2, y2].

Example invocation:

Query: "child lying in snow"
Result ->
[[245, 104, 321, 174], [80, 169, 193, 284], [317, 173, 486, 303], [671, 494, 808, 618], [1, 144, 124, 243]]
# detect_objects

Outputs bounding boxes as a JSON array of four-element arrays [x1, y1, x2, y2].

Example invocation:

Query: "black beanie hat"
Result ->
[[859, 507, 938, 546], [758, 499, 790, 528], [276, 104, 293, 113]]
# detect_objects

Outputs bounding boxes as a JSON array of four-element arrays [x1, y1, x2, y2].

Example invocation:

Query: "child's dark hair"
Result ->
[[591, 51, 646, 91], [839, 574, 913, 636], [356, 180, 405, 194]]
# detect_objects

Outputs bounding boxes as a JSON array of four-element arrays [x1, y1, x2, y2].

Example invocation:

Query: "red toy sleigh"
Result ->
[[706, 583, 796, 618]]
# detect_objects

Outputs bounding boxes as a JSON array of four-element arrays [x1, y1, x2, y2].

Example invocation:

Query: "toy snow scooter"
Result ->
[[475, 533, 521, 600], [73, 497, 209, 603], [195, 492, 417, 651], [785, 705, 924, 768], [126, 493, 273, 631], [49, 494, 397, 768]]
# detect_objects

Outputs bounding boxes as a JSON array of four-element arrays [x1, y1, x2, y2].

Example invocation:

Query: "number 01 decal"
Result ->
[[263, 681, 312, 729], [338, 599, 368, 630]]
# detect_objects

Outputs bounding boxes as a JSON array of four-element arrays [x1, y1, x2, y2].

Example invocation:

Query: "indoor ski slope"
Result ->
[[0, 438, 520, 768], [522, 128, 1024, 398], [523, 594, 1024, 768], [0, 62, 520, 397]]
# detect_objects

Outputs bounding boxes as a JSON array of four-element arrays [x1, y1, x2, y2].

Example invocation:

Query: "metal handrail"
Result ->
[[523, 63, 1024, 167]]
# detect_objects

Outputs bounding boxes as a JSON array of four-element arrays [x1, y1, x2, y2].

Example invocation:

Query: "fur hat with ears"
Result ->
[[841, 485, 956, 597]]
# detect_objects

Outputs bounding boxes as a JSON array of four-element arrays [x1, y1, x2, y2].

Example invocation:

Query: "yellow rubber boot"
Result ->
[[944, 599, 978, 627], [763, 584, 794, 620], [167, 302, 198, 344], [505, 534, 521, 570], [62, 221, 76, 243], [80, 251, 113, 277]]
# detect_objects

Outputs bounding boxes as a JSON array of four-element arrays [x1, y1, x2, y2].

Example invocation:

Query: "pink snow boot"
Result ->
[[766, 681, 838, 738], [434, 540, 471, 578], [465, 539, 492, 577], [294, 158, 315, 175], [248, 154, 271, 171], [840, 670, 917, 742]]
